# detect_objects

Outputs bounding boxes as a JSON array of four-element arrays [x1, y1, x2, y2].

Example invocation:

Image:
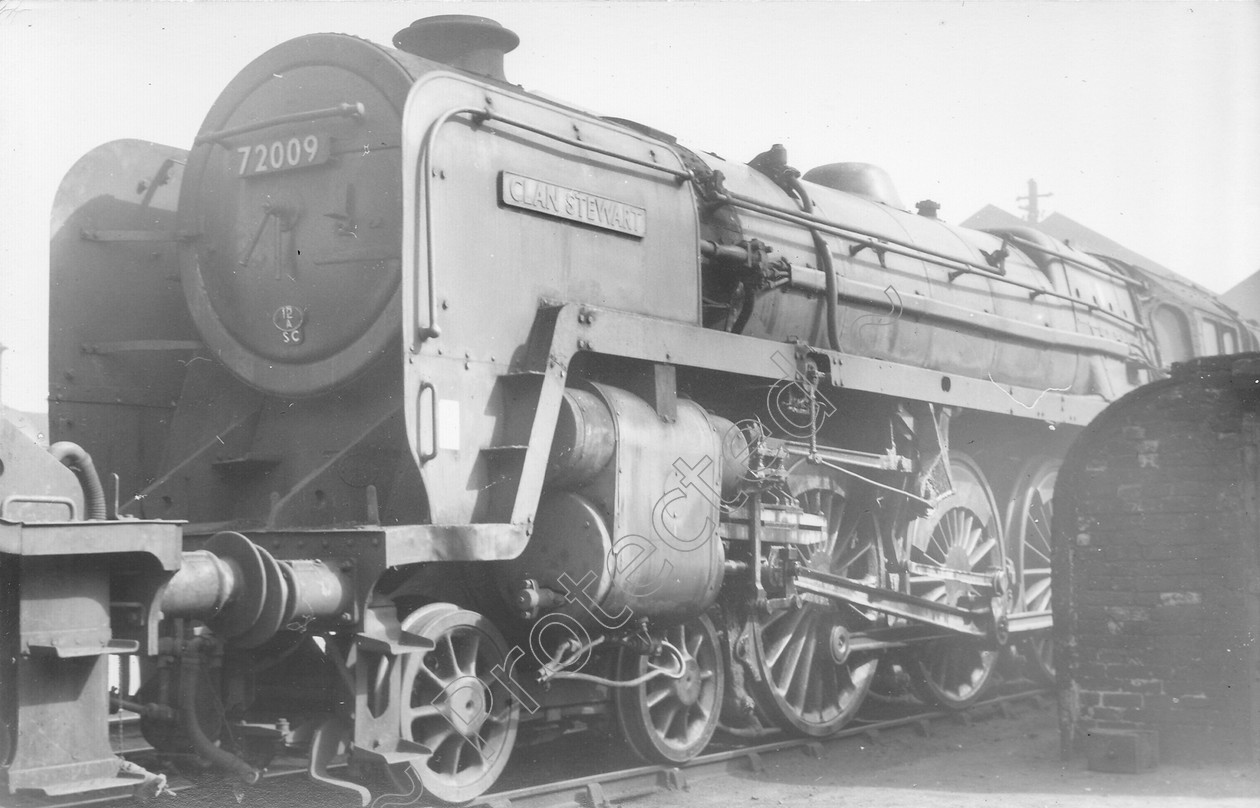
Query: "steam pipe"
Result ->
[[787, 177, 842, 351], [49, 441, 106, 520]]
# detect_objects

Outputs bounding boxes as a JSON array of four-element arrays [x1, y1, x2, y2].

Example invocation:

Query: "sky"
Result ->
[[1, 0, 1258, 413]]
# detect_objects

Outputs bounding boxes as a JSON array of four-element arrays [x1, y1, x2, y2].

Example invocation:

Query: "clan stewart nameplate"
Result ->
[[499, 172, 646, 238]]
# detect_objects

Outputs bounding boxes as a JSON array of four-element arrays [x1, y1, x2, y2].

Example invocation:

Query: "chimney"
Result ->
[[393, 15, 519, 83]]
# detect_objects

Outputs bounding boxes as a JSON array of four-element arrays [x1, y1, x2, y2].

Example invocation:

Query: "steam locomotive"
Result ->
[[4, 15, 1254, 804]]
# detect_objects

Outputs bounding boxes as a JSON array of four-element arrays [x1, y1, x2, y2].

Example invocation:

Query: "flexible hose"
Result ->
[[787, 178, 842, 351], [49, 441, 107, 519], [180, 637, 261, 785], [546, 641, 687, 688]]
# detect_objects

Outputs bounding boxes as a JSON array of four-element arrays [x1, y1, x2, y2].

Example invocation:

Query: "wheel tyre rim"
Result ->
[[748, 604, 878, 736], [746, 468, 880, 737], [908, 454, 1002, 709], [616, 613, 725, 764], [397, 605, 519, 804], [1007, 459, 1058, 684]]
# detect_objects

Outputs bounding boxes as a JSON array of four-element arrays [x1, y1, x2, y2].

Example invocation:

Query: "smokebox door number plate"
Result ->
[[499, 171, 646, 238], [237, 134, 331, 177]]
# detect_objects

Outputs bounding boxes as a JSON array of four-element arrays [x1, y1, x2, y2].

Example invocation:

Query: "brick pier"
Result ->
[[1055, 353, 1260, 765]]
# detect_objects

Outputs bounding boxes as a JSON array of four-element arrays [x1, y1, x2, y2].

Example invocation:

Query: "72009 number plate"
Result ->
[[236, 134, 330, 177]]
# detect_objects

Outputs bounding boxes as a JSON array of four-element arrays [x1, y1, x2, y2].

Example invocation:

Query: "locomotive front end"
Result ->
[[179, 34, 420, 397], [50, 16, 727, 800], [177, 16, 525, 401]]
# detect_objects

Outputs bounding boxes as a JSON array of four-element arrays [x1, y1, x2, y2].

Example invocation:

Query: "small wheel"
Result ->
[[615, 613, 725, 764], [1004, 456, 1059, 685], [906, 453, 1003, 709], [396, 604, 519, 804], [745, 463, 881, 737]]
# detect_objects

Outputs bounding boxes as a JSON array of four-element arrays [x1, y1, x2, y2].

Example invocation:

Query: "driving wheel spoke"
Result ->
[[907, 453, 1003, 710], [969, 536, 997, 569], [1004, 457, 1061, 685], [744, 462, 882, 737]]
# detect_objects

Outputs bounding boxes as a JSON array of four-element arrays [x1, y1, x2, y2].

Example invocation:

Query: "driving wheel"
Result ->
[[745, 463, 882, 736], [906, 453, 1003, 709], [1004, 456, 1059, 684]]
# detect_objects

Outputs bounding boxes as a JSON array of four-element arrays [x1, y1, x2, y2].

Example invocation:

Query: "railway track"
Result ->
[[20, 684, 1050, 808], [469, 685, 1051, 808]]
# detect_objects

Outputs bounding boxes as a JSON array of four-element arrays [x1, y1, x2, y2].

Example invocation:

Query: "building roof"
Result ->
[[961, 207, 1236, 302], [960, 205, 1253, 328], [962, 207, 1204, 289], [2, 406, 48, 446], [960, 204, 1028, 232], [1035, 212, 1215, 294], [1222, 269, 1260, 324]]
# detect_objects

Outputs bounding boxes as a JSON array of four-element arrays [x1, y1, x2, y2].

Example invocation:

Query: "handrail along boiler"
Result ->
[[4, 14, 1253, 804]]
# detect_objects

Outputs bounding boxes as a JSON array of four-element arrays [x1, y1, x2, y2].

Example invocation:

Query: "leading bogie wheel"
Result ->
[[745, 463, 882, 737], [906, 453, 1004, 709], [614, 613, 725, 764], [1004, 455, 1059, 685], [395, 604, 520, 804]]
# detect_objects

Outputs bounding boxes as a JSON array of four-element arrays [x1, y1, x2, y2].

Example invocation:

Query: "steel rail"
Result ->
[[50, 688, 1049, 808], [468, 686, 1052, 808]]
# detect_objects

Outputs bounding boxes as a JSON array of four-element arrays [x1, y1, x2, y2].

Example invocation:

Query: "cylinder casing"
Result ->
[[501, 384, 728, 625]]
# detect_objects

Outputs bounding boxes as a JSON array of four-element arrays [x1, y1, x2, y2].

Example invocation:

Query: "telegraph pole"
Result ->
[[1017, 179, 1053, 224]]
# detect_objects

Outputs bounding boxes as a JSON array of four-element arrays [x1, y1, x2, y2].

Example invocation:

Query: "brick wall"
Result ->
[[1055, 354, 1260, 765]]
